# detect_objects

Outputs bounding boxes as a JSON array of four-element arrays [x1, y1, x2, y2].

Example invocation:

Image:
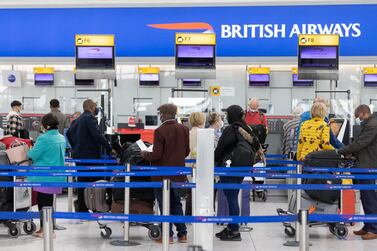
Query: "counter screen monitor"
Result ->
[[182, 79, 202, 87], [139, 73, 159, 86], [76, 46, 114, 69], [364, 74, 377, 87], [298, 46, 338, 69], [75, 76, 94, 86], [34, 74, 54, 86], [145, 115, 158, 126], [292, 74, 314, 86], [176, 45, 215, 68], [249, 74, 270, 86]]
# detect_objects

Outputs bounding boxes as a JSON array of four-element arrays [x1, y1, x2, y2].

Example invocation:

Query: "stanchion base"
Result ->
[[54, 225, 66, 231], [110, 240, 141, 246], [283, 241, 312, 247], [239, 226, 253, 232]]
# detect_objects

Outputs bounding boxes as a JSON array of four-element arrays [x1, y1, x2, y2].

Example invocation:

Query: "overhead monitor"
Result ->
[[182, 78, 202, 87], [176, 45, 215, 68], [76, 46, 114, 69], [249, 74, 270, 86], [292, 74, 314, 87], [34, 74, 54, 86], [299, 46, 338, 69], [139, 73, 159, 86], [364, 74, 377, 87]]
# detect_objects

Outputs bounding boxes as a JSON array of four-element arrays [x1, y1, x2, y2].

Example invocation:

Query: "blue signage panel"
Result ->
[[0, 5, 376, 57]]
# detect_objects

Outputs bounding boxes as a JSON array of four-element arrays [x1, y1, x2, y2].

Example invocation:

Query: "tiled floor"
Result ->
[[0, 196, 375, 251]]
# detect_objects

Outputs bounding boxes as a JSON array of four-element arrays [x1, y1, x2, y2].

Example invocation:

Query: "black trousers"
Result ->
[[37, 192, 54, 227], [358, 179, 377, 234]]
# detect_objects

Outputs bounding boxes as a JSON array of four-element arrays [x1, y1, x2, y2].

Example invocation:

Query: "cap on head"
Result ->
[[50, 99, 60, 108], [157, 103, 177, 118], [226, 105, 245, 124]]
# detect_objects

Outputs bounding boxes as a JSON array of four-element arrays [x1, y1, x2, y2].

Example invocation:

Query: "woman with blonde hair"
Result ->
[[188, 112, 206, 159], [208, 112, 223, 148], [297, 102, 334, 161]]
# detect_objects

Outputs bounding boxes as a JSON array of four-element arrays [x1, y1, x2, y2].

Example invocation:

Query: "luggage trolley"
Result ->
[[0, 159, 36, 238]]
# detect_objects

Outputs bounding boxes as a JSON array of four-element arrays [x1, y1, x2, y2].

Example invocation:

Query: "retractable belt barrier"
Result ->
[[64, 158, 197, 164]]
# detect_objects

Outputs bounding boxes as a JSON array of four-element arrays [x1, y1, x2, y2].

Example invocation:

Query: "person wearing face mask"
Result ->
[[245, 98, 268, 127], [27, 113, 66, 238], [5, 100, 25, 138], [66, 99, 112, 212], [141, 103, 190, 244], [208, 112, 224, 148], [337, 105, 377, 240], [189, 112, 206, 160]]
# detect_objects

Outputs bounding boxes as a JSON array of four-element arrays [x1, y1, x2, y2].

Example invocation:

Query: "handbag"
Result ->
[[6, 140, 30, 165]]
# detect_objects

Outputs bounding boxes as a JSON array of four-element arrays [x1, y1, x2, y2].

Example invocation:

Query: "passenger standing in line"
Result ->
[[27, 113, 66, 238], [141, 104, 190, 244], [185, 112, 206, 216], [215, 105, 262, 241], [49, 99, 70, 135], [245, 98, 268, 127], [297, 103, 334, 161], [296, 97, 343, 150], [337, 105, 377, 240], [208, 112, 224, 148], [281, 106, 303, 155], [66, 99, 112, 212], [4, 100, 24, 137]]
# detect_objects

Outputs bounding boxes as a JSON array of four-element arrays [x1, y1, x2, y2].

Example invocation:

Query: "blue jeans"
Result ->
[[357, 179, 377, 234], [220, 176, 244, 232], [154, 188, 187, 237]]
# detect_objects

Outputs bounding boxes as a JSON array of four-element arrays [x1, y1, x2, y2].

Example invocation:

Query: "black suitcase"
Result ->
[[303, 150, 342, 204], [0, 151, 13, 211]]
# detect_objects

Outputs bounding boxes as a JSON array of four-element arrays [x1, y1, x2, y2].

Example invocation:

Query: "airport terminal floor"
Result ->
[[1, 196, 375, 251]]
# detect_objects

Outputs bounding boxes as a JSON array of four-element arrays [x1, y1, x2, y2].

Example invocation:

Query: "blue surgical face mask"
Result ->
[[355, 117, 363, 125]]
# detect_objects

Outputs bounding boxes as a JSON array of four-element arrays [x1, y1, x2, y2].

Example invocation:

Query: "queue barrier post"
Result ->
[[162, 179, 171, 251], [284, 163, 302, 247], [53, 194, 66, 230], [67, 176, 73, 212], [299, 209, 309, 251], [43, 207, 54, 251], [110, 163, 140, 247]]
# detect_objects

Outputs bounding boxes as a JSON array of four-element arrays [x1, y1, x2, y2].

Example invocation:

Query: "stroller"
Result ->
[[0, 143, 36, 238], [84, 141, 160, 240], [277, 150, 351, 239]]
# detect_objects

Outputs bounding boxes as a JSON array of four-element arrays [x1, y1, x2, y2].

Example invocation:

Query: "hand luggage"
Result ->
[[84, 180, 111, 212], [0, 136, 32, 149], [6, 141, 30, 165], [303, 150, 342, 204]]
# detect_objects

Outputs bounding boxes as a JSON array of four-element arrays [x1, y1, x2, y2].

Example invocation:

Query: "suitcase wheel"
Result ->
[[100, 227, 112, 239], [8, 224, 21, 238], [333, 225, 348, 239], [148, 225, 161, 241], [23, 221, 36, 235], [284, 226, 296, 237]]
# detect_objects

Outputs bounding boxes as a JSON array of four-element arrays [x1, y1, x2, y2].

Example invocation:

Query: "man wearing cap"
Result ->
[[141, 103, 190, 244]]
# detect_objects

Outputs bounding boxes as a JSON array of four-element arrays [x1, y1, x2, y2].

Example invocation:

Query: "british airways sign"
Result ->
[[0, 5, 375, 57]]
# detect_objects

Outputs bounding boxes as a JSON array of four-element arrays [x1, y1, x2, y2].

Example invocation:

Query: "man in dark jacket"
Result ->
[[338, 105, 377, 240], [66, 99, 112, 212], [141, 103, 190, 244]]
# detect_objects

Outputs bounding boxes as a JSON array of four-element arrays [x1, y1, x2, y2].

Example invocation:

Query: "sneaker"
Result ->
[[219, 231, 242, 241], [354, 229, 368, 236], [215, 228, 231, 238]]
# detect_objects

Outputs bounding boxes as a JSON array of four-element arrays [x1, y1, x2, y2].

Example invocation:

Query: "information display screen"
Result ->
[[249, 74, 270, 86], [364, 74, 377, 87], [176, 45, 215, 68], [75, 76, 94, 86], [76, 46, 114, 69], [139, 73, 159, 86], [299, 46, 338, 69], [182, 79, 202, 87], [292, 74, 314, 86], [34, 74, 54, 86]]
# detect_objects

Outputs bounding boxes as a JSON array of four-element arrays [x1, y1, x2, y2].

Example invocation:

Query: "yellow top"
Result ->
[[299, 34, 339, 46], [297, 118, 334, 161], [176, 33, 216, 45]]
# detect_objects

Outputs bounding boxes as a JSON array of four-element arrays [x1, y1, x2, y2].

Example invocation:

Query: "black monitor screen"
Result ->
[[145, 115, 158, 126], [35, 74, 54, 86], [292, 74, 314, 86], [299, 46, 338, 69], [249, 74, 270, 87], [76, 46, 114, 69], [182, 79, 202, 87], [176, 45, 215, 68], [364, 74, 377, 87], [139, 74, 159, 86]]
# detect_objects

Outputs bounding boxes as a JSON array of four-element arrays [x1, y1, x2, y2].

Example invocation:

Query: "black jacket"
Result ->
[[338, 116, 377, 168], [215, 123, 260, 166], [66, 111, 111, 159]]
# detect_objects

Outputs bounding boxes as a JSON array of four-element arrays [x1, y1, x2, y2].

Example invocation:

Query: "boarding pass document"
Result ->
[[136, 140, 153, 152]]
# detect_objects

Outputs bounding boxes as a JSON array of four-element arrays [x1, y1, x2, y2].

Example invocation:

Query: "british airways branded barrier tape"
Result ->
[[214, 183, 377, 190], [65, 158, 198, 164], [1, 212, 377, 224]]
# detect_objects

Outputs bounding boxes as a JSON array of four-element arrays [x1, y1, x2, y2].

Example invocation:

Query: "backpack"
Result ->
[[84, 180, 112, 212], [224, 126, 257, 167]]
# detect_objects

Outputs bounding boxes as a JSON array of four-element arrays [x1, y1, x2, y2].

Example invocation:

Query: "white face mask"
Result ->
[[355, 117, 363, 125], [249, 109, 258, 113], [219, 120, 224, 128]]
